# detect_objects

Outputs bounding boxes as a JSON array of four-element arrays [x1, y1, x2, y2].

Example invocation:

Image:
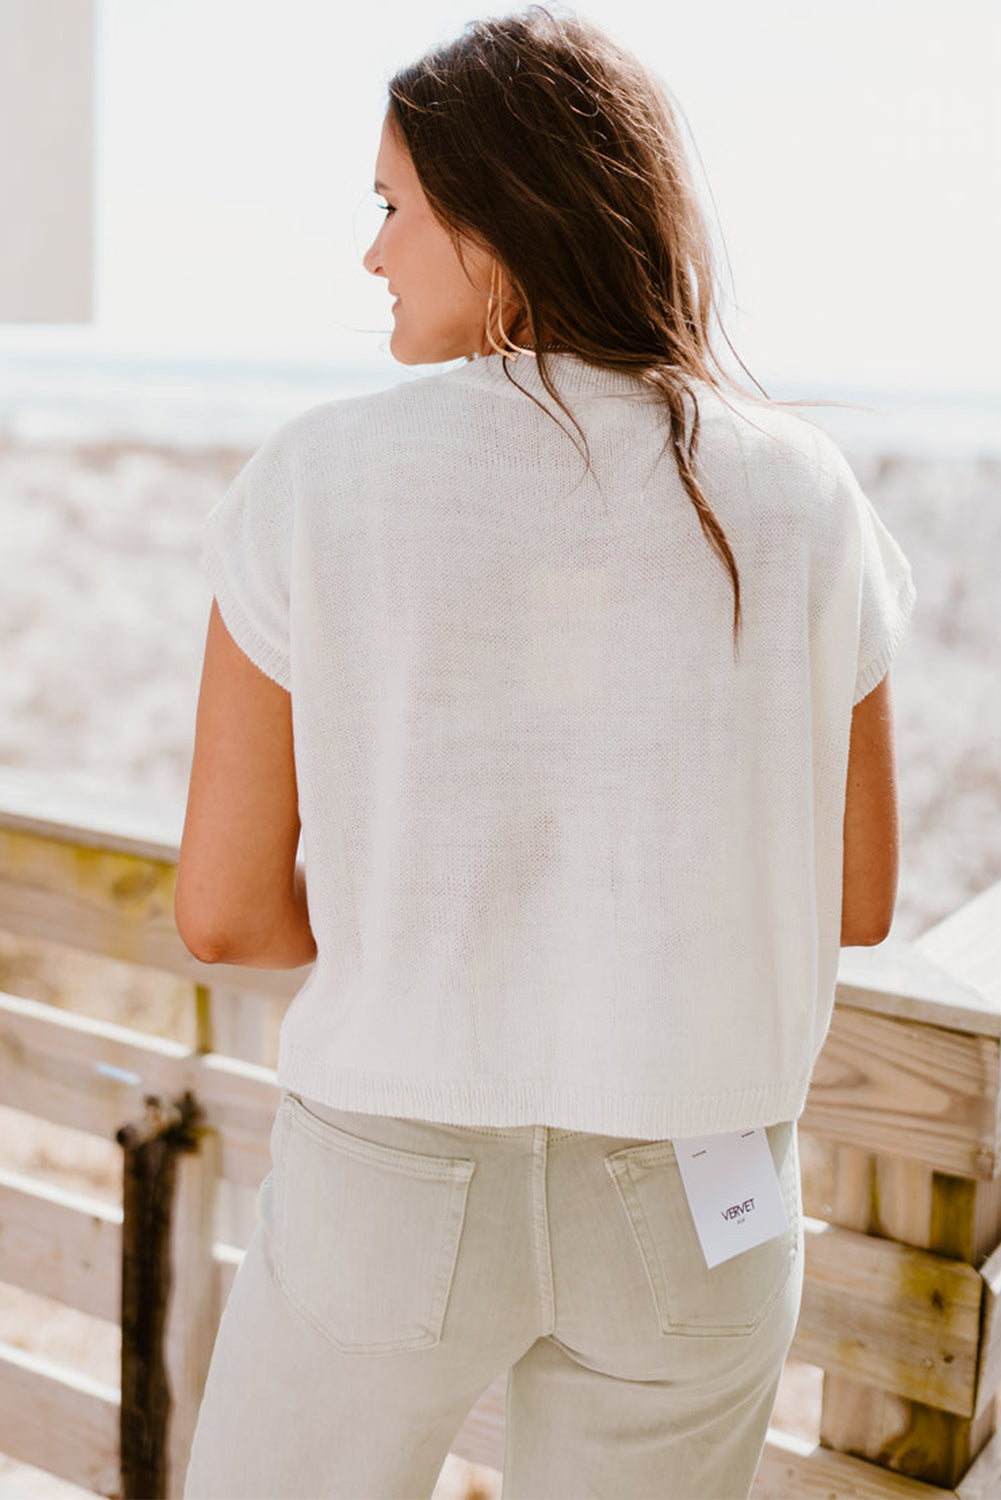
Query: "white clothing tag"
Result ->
[[673, 1128, 789, 1269]]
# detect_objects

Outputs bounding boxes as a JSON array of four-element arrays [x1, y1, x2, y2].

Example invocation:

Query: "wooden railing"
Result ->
[[1, 762, 1001, 1498]]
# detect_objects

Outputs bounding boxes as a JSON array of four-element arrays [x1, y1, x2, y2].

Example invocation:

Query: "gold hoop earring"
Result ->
[[485, 262, 537, 360], [484, 262, 509, 358]]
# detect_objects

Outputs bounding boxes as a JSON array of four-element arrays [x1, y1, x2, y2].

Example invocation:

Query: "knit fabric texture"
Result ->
[[202, 351, 916, 1140]]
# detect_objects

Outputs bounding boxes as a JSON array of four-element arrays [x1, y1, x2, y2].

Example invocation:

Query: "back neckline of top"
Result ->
[[454, 350, 667, 401]]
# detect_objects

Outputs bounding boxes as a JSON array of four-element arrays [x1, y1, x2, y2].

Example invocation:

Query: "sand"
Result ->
[[0, 432, 998, 1497]]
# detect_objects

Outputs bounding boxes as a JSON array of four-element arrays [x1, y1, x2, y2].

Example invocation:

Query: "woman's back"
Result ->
[[202, 348, 914, 1139]]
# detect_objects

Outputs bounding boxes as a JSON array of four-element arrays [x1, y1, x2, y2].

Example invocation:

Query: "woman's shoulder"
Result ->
[[696, 383, 823, 459], [697, 383, 862, 498], [259, 366, 476, 465]]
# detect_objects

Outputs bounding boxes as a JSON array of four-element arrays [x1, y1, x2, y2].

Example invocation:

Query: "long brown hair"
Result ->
[[388, 5, 836, 655]]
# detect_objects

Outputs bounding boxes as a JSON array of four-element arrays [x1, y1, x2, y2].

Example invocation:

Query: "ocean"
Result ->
[[0, 347, 998, 459]]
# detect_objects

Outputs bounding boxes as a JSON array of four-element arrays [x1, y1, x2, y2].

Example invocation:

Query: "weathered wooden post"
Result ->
[[782, 890, 1001, 1494], [814, 1143, 1001, 1489], [117, 1089, 217, 1500]]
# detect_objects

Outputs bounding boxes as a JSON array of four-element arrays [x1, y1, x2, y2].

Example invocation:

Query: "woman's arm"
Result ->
[[841, 672, 900, 946], [175, 600, 317, 969]]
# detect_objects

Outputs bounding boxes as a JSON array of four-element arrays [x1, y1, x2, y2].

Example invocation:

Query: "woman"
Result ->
[[178, 8, 915, 1498]]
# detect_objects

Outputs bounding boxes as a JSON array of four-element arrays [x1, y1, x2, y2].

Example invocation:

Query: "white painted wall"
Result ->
[[0, 0, 94, 321]]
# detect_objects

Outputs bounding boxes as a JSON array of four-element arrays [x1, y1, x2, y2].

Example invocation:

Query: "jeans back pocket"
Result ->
[[604, 1120, 801, 1337], [272, 1093, 476, 1353]]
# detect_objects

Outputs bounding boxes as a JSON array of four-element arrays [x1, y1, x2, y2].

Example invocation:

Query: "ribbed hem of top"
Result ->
[[201, 542, 291, 692], [276, 1040, 811, 1140]]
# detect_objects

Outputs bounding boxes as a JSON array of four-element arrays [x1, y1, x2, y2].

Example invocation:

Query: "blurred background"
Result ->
[[4, 0, 1001, 423], [2, 0, 997, 925], [0, 1, 999, 1494]]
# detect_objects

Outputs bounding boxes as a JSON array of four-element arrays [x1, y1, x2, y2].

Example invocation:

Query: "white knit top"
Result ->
[[202, 351, 916, 1140]]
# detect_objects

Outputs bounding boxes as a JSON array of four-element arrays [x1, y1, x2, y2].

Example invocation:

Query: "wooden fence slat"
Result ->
[[9, 969, 1001, 1192], [0, 985, 184, 1136], [0, 765, 183, 863], [916, 880, 1001, 1012], [160, 1238, 245, 1326], [956, 1422, 1001, 1498], [0, 1163, 248, 1357], [816, 1127, 1001, 1490], [0, 823, 307, 1001], [753, 1428, 953, 1498], [0, 1340, 119, 1497], [192, 1052, 280, 1189], [818, 1371, 997, 1492], [0, 991, 280, 1188], [0, 1167, 121, 1322], [837, 939, 1001, 1038], [793, 1219, 983, 1417], [0, 826, 177, 968], [801, 1005, 1001, 1178]]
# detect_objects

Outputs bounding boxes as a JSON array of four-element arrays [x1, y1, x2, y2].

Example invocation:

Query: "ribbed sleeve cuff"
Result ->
[[854, 566, 917, 705], [201, 541, 292, 692]]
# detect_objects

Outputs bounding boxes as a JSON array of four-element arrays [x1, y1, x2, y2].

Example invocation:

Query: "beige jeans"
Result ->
[[183, 1092, 803, 1500]]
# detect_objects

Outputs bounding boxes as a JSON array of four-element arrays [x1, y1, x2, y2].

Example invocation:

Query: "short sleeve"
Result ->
[[852, 484, 917, 704], [201, 427, 294, 690], [812, 433, 917, 707]]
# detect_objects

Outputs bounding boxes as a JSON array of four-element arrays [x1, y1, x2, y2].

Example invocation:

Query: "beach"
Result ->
[[0, 429, 998, 1497]]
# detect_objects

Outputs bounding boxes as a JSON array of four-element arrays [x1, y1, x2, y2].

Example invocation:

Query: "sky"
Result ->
[[3, 0, 1000, 397]]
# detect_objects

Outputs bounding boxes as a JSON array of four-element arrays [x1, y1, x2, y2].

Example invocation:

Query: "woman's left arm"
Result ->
[[175, 600, 317, 969]]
